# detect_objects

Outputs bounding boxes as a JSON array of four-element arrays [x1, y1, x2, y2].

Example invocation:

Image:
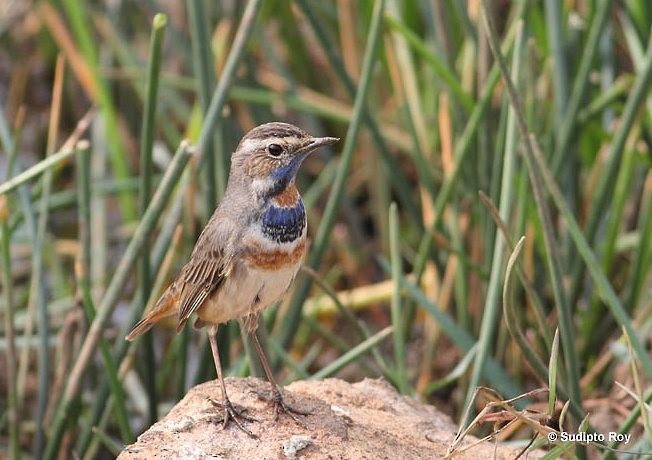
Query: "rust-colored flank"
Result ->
[[245, 239, 306, 270]]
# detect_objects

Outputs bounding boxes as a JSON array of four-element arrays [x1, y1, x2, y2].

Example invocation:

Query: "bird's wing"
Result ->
[[176, 219, 237, 331], [126, 212, 238, 340], [176, 256, 227, 331]]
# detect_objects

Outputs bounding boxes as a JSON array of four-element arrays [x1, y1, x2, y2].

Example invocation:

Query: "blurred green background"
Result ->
[[1, 0, 651, 458]]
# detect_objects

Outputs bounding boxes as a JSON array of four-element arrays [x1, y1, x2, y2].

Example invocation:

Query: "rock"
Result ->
[[119, 377, 534, 459], [282, 435, 312, 458]]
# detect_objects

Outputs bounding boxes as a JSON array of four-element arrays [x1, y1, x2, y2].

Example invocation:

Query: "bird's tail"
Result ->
[[125, 283, 180, 341]]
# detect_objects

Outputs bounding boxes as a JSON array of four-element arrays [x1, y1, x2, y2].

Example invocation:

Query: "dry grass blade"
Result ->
[[448, 387, 554, 459]]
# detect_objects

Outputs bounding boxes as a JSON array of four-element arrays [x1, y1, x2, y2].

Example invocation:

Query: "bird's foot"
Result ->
[[255, 389, 310, 427], [208, 397, 257, 438]]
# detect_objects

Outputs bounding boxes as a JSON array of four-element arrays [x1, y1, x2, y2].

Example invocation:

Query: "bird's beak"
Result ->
[[293, 136, 339, 166], [305, 136, 339, 152]]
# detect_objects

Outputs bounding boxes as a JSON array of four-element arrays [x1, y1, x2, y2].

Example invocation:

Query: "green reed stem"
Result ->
[[301, 267, 391, 374], [412, 0, 523, 283], [76, 142, 92, 298], [625, 190, 651, 313], [295, 0, 422, 223], [1, 206, 18, 458], [0, 103, 39, 440], [388, 203, 409, 394], [466, 19, 523, 411], [310, 326, 393, 380], [501, 235, 581, 420], [31, 105, 60, 456], [75, 141, 134, 446], [0, 95, 20, 459], [544, 0, 569, 126], [388, 262, 521, 398], [0, 148, 80, 196], [478, 190, 553, 349], [479, 0, 583, 424], [384, 15, 473, 111], [77, 193, 185, 456], [61, 0, 135, 220], [187, 0, 218, 208], [582, 125, 638, 340], [139, 12, 167, 426], [196, 0, 262, 178], [569, 30, 652, 308], [528, 137, 652, 378], [279, 0, 385, 350], [89, 427, 123, 457], [95, 19, 183, 147], [503, 237, 551, 392], [551, 0, 613, 174], [548, 328, 561, 417], [44, 142, 192, 459], [604, 388, 652, 460]]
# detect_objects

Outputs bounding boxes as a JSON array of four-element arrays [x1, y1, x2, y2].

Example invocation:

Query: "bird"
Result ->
[[126, 122, 338, 436]]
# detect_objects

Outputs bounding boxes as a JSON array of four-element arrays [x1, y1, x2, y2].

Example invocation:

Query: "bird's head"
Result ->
[[231, 122, 338, 198]]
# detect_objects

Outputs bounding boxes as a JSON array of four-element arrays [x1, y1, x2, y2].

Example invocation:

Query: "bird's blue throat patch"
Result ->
[[261, 199, 306, 243], [270, 150, 310, 185]]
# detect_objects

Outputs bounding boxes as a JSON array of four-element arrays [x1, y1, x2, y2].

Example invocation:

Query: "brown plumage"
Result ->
[[125, 214, 233, 339]]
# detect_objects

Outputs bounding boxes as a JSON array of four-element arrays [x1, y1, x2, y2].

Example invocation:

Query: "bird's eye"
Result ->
[[267, 143, 283, 157]]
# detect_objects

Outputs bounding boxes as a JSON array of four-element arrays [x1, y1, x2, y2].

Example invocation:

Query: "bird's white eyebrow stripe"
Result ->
[[240, 138, 268, 152], [239, 136, 300, 152]]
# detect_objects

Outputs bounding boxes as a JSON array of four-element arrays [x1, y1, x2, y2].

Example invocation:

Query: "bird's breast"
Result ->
[[242, 190, 307, 271], [260, 190, 306, 244]]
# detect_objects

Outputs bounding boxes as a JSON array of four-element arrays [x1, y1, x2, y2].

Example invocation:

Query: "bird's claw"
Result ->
[[208, 397, 258, 438], [254, 390, 310, 428]]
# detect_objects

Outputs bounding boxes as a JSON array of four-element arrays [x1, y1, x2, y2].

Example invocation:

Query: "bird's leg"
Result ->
[[207, 325, 256, 437], [250, 330, 310, 425]]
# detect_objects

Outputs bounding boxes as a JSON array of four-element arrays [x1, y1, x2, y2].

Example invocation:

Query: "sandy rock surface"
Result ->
[[119, 377, 533, 459]]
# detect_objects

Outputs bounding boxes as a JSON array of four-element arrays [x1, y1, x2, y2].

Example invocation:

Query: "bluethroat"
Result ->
[[126, 122, 338, 436]]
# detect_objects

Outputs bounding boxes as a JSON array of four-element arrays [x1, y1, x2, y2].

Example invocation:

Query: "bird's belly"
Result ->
[[196, 259, 301, 326]]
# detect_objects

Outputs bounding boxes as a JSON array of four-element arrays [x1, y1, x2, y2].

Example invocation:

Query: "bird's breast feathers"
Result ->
[[242, 187, 307, 271], [197, 199, 307, 325], [255, 184, 306, 241]]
